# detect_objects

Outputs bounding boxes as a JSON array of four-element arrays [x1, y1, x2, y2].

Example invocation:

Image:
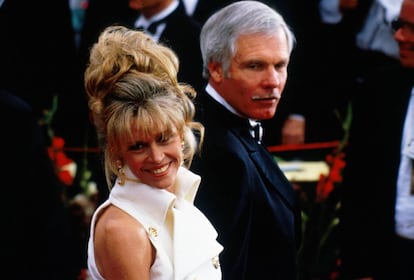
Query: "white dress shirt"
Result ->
[[133, 0, 179, 42], [395, 86, 414, 240]]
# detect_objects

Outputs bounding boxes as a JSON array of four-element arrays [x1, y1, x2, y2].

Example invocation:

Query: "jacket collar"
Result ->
[[109, 165, 200, 225]]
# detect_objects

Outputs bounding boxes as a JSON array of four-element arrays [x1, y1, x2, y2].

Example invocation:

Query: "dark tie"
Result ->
[[136, 20, 165, 35], [251, 122, 263, 143]]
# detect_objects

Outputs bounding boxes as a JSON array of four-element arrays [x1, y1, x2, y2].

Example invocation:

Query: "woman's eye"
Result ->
[[128, 142, 145, 151], [157, 133, 171, 143]]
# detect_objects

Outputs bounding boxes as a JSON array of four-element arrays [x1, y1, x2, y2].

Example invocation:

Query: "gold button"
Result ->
[[148, 226, 158, 237], [212, 256, 220, 269]]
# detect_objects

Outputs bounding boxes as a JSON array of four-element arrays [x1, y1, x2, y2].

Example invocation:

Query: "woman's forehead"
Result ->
[[130, 122, 177, 137]]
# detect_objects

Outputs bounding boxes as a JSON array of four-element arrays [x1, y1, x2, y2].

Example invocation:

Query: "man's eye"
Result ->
[[275, 61, 287, 70], [248, 63, 262, 70]]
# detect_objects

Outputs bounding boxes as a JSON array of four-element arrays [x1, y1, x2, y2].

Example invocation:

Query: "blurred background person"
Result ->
[[0, 0, 88, 150], [0, 89, 80, 279], [391, 1, 414, 278], [79, 0, 204, 92], [337, 0, 414, 279], [0, 0, 96, 277]]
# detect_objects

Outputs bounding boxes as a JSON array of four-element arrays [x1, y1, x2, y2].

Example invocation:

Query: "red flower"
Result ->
[[58, 170, 75, 186], [315, 152, 346, 202], [48, 136, 77, 186]]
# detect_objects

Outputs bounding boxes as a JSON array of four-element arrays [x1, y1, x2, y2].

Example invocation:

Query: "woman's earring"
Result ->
[[116, 160, 125, 186]]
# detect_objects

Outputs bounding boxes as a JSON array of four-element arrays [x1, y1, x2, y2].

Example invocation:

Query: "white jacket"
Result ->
[[87, 166, 223, 279]]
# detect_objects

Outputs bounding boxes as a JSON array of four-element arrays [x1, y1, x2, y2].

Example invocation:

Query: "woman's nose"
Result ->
[[148, 144, 164, 162]]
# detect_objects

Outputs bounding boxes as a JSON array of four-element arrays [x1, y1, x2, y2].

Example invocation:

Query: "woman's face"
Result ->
[[122, 127, 183, 191]]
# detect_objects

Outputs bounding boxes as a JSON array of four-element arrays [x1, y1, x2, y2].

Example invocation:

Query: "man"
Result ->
[[183, 0, 308, 146], [392, 1, 414, 278], [190, 2, 301, 279], [338, 0, 414, 279], [79, 0, 204, 92]]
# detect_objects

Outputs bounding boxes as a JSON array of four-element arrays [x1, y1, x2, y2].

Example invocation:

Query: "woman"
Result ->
[[84, 26, 222, 280]]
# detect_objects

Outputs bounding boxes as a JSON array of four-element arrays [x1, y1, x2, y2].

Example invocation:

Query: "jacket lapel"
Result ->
[[249, 140, 296, 210], [172, 199, 223, 279], [196, 92, 296, 209]]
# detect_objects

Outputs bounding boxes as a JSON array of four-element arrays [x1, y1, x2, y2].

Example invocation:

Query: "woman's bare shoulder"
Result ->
[[95, 205, 148, 243], [93, 205, 154, 279]]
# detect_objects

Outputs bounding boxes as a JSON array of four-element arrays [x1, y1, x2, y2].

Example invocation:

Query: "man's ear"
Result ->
[[208, 61, 223, 83]]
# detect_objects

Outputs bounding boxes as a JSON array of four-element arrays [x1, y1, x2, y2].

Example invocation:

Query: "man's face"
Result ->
[[209, 32, 290, 120], [128, 0, 172, 17], [394, 0, 414, 68]]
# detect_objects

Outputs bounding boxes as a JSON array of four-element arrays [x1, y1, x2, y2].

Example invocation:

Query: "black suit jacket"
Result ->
[[156, 1, 204, 92], [339, 62, 414, 279], [79, 0, 204, 92], [191, 91, 301, 279]]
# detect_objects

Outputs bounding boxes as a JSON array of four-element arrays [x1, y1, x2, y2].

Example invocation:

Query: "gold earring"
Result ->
[[116, 160, 125, 186]]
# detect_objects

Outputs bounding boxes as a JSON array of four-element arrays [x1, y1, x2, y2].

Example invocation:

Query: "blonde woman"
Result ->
[[84, 26, 222, 280]]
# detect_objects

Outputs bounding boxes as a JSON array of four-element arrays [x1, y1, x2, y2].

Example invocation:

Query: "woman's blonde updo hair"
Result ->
[[84, 25, 204, 188]]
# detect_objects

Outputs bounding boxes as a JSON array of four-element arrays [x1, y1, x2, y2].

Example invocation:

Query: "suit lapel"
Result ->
[[250, 141, 296, 210], [196, 92, 296, 209]]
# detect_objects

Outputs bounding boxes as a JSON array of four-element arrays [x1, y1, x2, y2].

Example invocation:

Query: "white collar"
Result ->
[[181, 0, 198, 15], [205, 83, 258, 124], [109, 165, 200, 224], [205, 83, 244, 117], [134, 0, 179, 29], [377, 0, 402, 22]]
